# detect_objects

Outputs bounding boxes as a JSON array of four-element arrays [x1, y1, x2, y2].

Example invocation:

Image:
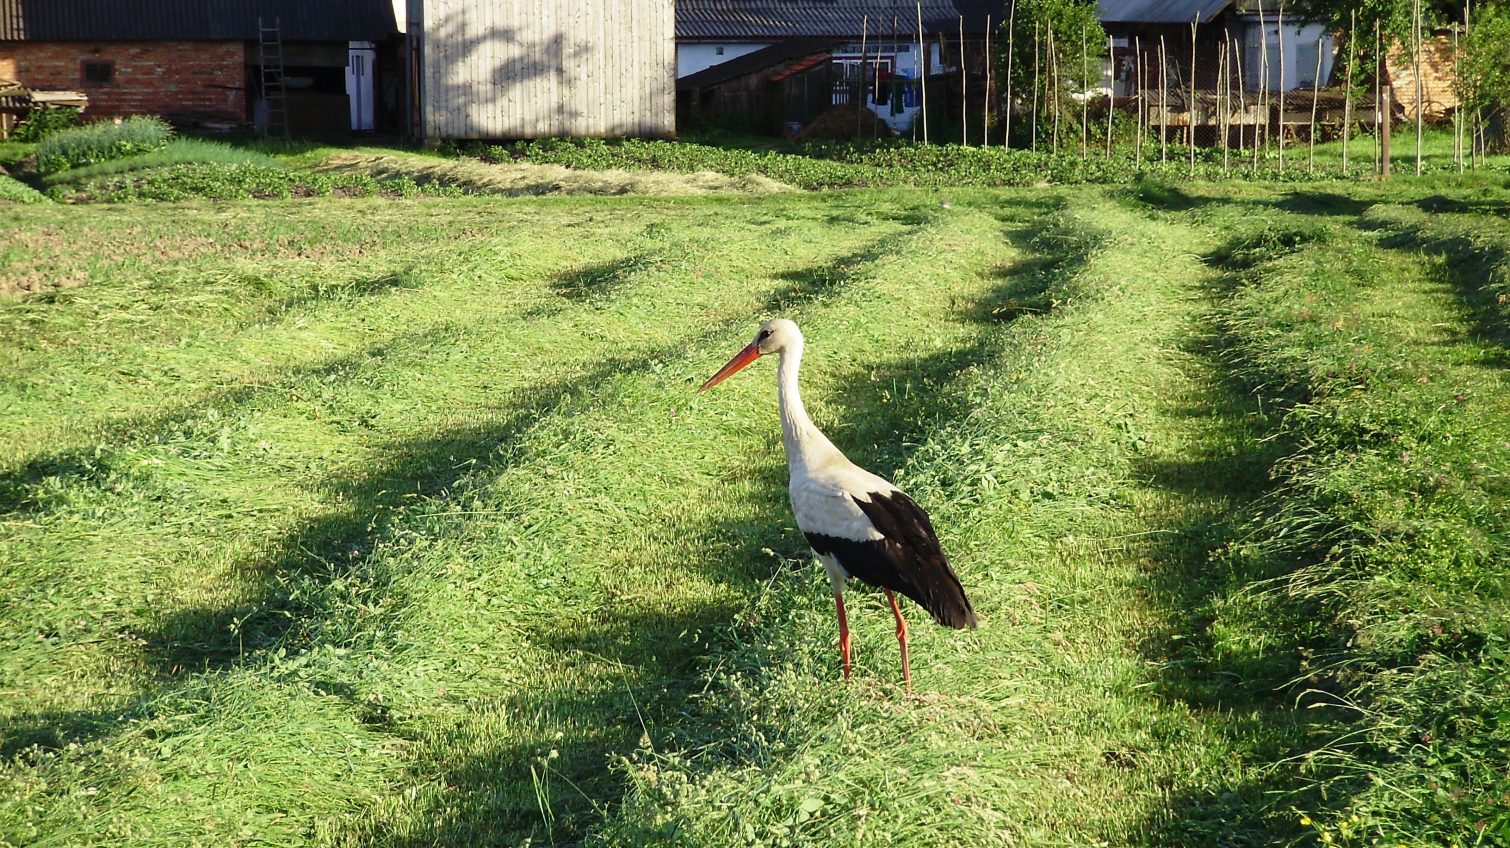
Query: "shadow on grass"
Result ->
[[343, 201, 1084, 846], [1356, 213, 1510, 357], [1130, 227, 1375, 845]]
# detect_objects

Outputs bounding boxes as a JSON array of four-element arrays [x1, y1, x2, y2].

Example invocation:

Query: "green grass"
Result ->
[[42, 139, 279, 186], [2, 176, 1508, 847]]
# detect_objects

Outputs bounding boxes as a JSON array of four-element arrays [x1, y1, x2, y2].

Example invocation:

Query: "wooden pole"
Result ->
[[1234, 31, 1247, 169], [1452, 22, 1462, 171], [1375, 18, 1382, 173], [1309, 36, 1322, 173], [960, 15, 968, 145], [917, 1, 929, 144], [1135, 36, 1144, 163], [984, 14, 992, 146], [1107, 34, 1115, 159], [1414, 0, 1423, 176], [1159, 35, 1168, 163], [1190, 12, 1199, 177], [1049, 21, 1060, 153], [1257, 3, 1268, 167], [859, 16, 868, 139], [1004, 0, 1015, 146], [1343, 9, 1355, 175], [876, 19, 887, 139], [1278, 0, 1286, 173], [1082, 24, 1089, 158], [1031, 23, 1040, 151], [1382, 84, 1393, 176], [1220, 37, 1229, 173], [1467, 0, 1477, 169]]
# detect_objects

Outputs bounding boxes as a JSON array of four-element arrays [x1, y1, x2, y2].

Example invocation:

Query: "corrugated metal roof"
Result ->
[[1096, 0, 1233, 24], [677, 1, 1003, 40], [0, 0, 398, 42]]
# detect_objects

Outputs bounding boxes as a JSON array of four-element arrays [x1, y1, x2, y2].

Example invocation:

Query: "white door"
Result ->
[[347, 41, 376, 131]]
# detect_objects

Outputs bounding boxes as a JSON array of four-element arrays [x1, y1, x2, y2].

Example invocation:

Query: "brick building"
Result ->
[[0, 0, 400, 132]]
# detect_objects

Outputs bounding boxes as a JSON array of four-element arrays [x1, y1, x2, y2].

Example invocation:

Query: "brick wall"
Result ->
[[1387, 35, 1461, 123], [0, 41, 246, 121]]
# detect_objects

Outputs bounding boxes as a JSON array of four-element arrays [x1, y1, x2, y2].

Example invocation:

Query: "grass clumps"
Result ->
[[0, 172, 48, 204], [35, 115, 173, 175]]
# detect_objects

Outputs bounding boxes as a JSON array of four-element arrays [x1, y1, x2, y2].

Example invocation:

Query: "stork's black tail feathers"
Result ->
[[806, 489, 980, 630]]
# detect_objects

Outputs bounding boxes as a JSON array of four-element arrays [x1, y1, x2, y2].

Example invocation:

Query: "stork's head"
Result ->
[[698, 319, 802, 391]]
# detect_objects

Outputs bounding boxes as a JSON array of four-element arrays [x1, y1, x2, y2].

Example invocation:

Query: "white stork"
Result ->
[[700, 319, 978, 692]]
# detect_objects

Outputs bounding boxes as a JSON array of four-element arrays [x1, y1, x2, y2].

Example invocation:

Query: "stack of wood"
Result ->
[[0, 78, 87, 138]]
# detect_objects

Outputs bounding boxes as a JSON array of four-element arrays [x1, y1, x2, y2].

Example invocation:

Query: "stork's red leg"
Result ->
[[885, 589, 911, 693], [834, 592, 852, 681]]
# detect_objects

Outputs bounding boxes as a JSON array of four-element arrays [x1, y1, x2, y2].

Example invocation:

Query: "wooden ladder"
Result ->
[[258, 17, 290, 140]]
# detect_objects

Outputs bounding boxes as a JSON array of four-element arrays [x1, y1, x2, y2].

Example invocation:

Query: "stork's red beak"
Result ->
[[699, 343, 761, 391]]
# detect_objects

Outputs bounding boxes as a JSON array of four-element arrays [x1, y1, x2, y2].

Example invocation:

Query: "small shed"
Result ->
[[407, 0, 675, 141]]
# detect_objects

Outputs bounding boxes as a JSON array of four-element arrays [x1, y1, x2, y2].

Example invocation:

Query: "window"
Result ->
[[81, 60, 113, 86], [715, 46, 725, 55]]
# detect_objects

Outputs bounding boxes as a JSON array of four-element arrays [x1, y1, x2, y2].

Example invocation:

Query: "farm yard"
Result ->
[[2, 151, 1509, 847]]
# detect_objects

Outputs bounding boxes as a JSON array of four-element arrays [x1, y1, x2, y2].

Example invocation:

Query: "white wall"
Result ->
[[1243, 19, 1335, 92], [677, 42, 775, 77]]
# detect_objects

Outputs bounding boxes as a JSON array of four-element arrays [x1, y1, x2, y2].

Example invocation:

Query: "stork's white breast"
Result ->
[[788, 463, 896, 543]]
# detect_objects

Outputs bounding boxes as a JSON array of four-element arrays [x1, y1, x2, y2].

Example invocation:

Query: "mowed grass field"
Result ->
[[2, 176, 1508, 847]]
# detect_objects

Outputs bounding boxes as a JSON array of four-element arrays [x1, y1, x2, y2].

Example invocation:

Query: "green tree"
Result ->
[[1458, 1, 1510, 152], [996, 0, 1105, 147]]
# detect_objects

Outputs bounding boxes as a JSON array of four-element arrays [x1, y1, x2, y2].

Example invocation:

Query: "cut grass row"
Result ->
[[0, 192, 1008, 845], [1136, 182, 1510, 844], [4, 179, 1509, 846], [588, 190, 1299, 846]]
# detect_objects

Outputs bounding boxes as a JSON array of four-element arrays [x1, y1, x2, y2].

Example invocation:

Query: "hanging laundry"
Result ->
[[902, 81, 920, 109]]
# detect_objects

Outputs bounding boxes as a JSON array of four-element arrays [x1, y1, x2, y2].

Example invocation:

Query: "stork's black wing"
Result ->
[[804, 490, 978, 629]]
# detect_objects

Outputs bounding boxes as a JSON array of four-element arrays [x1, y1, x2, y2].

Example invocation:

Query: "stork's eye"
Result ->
[[758, 329, 772, 340]]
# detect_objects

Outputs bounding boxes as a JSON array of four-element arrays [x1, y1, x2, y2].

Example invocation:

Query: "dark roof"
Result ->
[[677, 38, 841, 91], [676, 1, 1004, 39], [0, 0, 398, 42], [1096, 0, 1233, 24]]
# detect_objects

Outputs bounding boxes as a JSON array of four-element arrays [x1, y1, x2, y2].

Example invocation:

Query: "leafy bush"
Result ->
[[11, 106, 81, 143], [43, 138, 279, 185], [494, 136, 1465, 190], [51, 162, 468, 202], [0, 172, 49, 204], [35, 116, 173, 175]]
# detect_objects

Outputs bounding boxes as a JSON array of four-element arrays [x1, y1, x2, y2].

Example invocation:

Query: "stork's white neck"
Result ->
[[776, 339, 843, 475]]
